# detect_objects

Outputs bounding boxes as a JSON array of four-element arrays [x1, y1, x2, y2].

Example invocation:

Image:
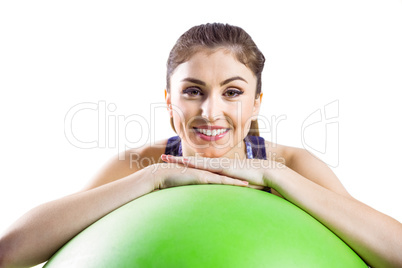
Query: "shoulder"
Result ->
[[265, 140, 350, 196], [264, 139, 324, 171], [125, 138, 169, 167], [263, 140, 294, 166], [81, 139, 169, 191]]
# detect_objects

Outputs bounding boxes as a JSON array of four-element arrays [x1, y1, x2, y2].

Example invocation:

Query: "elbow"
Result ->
[[0, 233, 26, 268], [0, 238, 13, 268], [0, 236, 16, 268], [392, 240, 402, 268]]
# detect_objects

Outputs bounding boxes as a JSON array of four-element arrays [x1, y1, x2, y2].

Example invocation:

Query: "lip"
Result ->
[[193, 126, 229, 141], [195, 125, 228, 130]]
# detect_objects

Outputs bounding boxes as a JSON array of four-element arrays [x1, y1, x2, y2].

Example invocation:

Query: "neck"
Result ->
[[181, 140, 247, 159]]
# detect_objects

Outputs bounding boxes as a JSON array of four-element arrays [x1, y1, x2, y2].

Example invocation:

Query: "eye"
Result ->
[[224, 89, 244, 98], [182, 87, 203, 97]]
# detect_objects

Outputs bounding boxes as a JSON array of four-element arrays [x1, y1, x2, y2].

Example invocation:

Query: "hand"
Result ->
[[147, 161, 249, 190], [161, 154, 282, 190]]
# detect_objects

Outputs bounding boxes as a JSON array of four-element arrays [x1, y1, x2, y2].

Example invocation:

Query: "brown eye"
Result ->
[[183, 87, 203, 97], [224, 89, 243, 98]]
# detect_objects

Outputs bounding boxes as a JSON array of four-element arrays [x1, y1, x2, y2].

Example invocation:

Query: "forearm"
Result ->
[[0, 167, 154, 268], [269, 166, 402, 268]]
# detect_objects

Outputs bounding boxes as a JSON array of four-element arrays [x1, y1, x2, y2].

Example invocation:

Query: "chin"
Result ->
[[181, 131, 244, 158], [194, 150, 227, 158]]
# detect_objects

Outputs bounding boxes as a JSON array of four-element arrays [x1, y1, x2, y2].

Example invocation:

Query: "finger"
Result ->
[[187, 156, 249, 180], [161, 154, 190, 165], [159, 165, 249, 188], [162, 155, 265, 187], [162, 155, 225, 173], [161, 154, 171, 163], [201, 159, 265, 187], [201, 172, 249, 187]]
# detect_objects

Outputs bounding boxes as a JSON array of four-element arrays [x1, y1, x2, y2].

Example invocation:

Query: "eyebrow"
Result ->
[[220, 76, 248, 86], [181, 78, 206, 86], [181, 76, 248, 87]]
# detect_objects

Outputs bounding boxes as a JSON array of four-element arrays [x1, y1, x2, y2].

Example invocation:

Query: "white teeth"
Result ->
[[196, 128, 227, 136]]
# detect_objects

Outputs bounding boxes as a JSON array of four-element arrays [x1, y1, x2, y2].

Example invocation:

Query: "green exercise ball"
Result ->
[[45, 185, 366, 267]]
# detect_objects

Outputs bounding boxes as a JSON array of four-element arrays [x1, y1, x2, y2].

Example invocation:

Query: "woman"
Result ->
[[1, 23, 401, 268]]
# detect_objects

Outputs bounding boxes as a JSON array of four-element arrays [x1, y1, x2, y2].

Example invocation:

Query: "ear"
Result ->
[[165, 89, 173, 117], [252, 93, 263, 119]]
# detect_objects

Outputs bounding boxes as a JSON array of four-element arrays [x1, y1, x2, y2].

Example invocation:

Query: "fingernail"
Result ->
[[241, 181, 249, 186]]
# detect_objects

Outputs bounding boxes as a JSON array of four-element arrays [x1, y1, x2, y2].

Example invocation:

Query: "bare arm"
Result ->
[[281, 148, 402, 267], [270, 163, 402, 267], [0, 151, 247, 267], [164, 152, 402, 267], [0, 167, 154, 268]]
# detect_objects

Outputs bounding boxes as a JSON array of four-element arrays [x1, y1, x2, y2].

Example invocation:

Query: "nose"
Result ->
[[200, 95, 223, 122]]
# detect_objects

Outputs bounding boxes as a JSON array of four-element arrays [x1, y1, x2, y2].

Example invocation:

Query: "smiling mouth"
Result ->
[[193, 127, 229, 137]]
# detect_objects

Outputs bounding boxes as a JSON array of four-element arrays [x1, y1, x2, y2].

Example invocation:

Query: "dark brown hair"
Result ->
[[166, 23, 265, 136]]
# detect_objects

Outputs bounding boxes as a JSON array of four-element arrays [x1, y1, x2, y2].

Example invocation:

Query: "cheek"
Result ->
[[171, 100, 196, 129], [238, 101, 257, 131], [242, 116, 253, 130], [231, 101, 255, 125]]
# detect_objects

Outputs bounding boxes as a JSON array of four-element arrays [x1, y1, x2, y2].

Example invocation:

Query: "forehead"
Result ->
[[170, 49, 256, 85]]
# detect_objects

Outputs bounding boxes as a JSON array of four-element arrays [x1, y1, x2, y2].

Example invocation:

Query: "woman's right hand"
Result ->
[[147, 162, 249, 190]]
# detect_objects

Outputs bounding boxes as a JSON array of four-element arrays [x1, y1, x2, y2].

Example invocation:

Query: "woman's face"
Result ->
[[166, 48, 262, 158]]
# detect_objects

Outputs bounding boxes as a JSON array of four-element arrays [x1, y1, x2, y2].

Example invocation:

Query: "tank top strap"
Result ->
[[244, 136, 267, 160], [164, 136, 183, 156]]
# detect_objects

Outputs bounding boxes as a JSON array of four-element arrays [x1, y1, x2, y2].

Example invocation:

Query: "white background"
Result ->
[[1, 1, 401, 266]]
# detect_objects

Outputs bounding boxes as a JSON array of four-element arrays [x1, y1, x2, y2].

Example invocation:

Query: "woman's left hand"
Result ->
[[161, 154, 285, 190]]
